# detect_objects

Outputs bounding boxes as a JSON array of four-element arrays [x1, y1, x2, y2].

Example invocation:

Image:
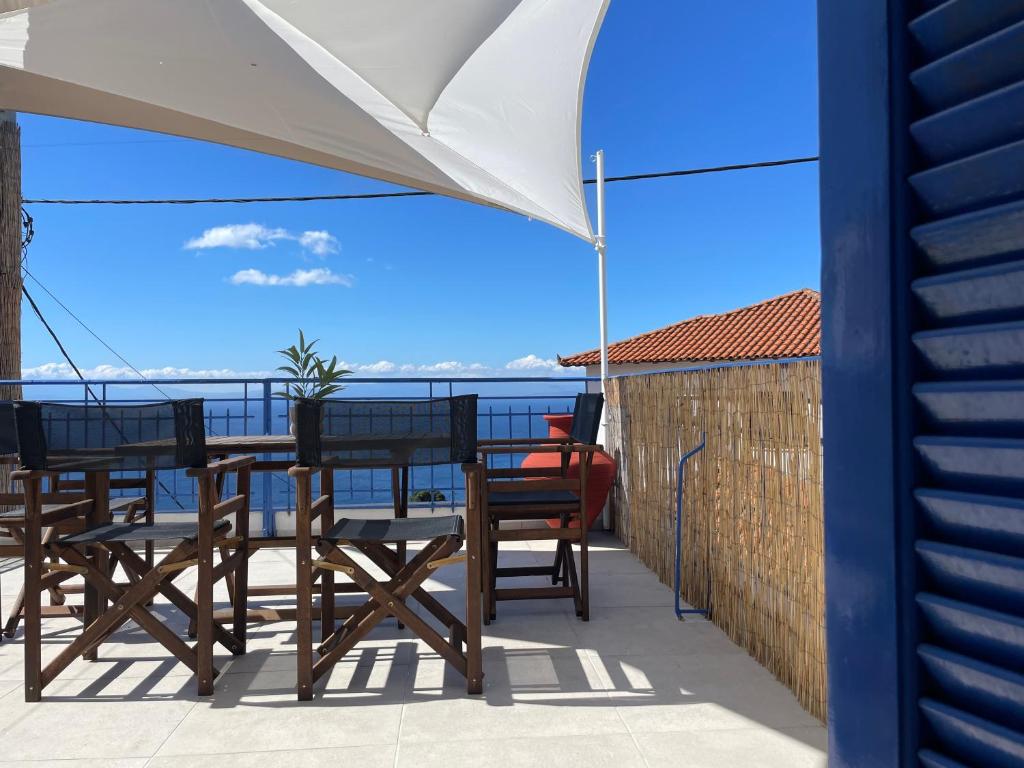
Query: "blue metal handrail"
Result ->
[[675, 432, 707, 619]]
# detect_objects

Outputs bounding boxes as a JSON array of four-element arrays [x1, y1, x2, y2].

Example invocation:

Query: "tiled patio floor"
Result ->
[[0, 531, 826, 767]]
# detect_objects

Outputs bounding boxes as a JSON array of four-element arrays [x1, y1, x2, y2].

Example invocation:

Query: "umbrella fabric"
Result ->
[[0, 0, 608, 241]]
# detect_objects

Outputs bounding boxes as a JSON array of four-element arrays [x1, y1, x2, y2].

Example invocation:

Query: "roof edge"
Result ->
[[558, 287, 820, 366]]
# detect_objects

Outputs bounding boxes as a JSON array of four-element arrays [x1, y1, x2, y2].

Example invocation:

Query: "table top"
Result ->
[[4, 434, 453, 470], [117, 433, 447, 455]]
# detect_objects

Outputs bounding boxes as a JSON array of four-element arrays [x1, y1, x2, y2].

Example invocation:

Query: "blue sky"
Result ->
[[18, 0, 819, 380]]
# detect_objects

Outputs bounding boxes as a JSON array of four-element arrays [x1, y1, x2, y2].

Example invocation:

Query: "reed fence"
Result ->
[[605, 359, 825, 720]]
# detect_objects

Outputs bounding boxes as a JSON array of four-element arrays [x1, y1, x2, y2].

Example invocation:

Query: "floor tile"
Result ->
[[396, 733, 646, 768], [147, 744, 397, 768], [634, 726, 828, 768], [154, 668, 404, 757], [0, 675, 198, 761]]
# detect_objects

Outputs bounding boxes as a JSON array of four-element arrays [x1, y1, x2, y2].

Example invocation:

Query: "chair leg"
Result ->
[[481, 519, 493, 626], [196, 479, 215, 697], [551, 542, 562, 585], [551, 511, 571, 586], [564, 533, 583, 617], [463, 464, 483, 694], [4, 526, 64, 638], [220, 545, 236, 605], [579, 532, 590, 622], [4, 582, 24, 638], [186, 585, 198, 639], [232, 473, 250, 652], [488, 535, 498, 621], [560, 540, 570, 587], [295, 471, 314, 701]]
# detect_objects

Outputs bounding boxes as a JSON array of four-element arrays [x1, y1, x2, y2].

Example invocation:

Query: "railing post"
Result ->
[[261, 379, 274, 536]]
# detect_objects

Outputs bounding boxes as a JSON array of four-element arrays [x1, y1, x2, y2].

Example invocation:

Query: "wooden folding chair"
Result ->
[[290, 395, 483, 699], [10, 399, 252, 701], [478, 392, 603, 622], [0, 401, 156, 638]]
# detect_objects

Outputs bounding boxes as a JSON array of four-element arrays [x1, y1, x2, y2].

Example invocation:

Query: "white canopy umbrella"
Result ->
[[0, 0, 613, 399], [0, 0, 607, 242]]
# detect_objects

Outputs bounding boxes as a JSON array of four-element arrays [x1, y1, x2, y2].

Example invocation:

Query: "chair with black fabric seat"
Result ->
[[0, 401, 154, 639], [478, 392, 603, 622], [289, 395, 483, 700], [10, 399, 252, 701]]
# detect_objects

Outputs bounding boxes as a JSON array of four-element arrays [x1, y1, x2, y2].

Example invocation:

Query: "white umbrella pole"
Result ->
[[595, 149, 609, 392], [594, 149, 611, 530]]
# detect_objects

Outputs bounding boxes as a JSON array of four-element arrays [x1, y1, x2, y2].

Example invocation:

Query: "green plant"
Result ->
[[275, 329, 352, 401], [410, 490, 446, 503]]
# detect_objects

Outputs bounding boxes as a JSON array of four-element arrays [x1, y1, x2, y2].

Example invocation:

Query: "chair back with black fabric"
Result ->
[[289, 394, 483, 699], [13, 399, 208, 473], [0, 401, 15, 460], [569, 392, 603, 446], [294, 394, 478, 470]]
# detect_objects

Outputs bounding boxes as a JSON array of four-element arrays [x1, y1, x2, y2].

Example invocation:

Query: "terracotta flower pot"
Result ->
[[521, 413, 617, 529]]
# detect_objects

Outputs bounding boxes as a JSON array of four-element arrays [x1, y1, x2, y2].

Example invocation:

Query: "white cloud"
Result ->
[[185, 223, 289, 250], [505, 354, 561, 372], [352, 360, 397, 374], [21, 363, 272, 380], [21, 355, 569, 382], [185, 223, 340, 256], [229, 268, 353, 287], [299, 230, 339, 256]]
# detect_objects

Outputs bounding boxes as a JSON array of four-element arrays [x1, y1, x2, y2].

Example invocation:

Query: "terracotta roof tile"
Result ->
[[558, 288, 820, 367]]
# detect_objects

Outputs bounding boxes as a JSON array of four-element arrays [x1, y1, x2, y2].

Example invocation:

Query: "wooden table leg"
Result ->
[[392, 467, 408, 630], [144, 470, 156, 570]]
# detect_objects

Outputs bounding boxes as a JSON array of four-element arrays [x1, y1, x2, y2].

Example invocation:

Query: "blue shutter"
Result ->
[[909, 2, 1024, 766], [821, 1, 1024, 765]]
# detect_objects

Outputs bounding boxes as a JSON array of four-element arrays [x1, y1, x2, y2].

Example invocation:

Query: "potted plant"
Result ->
[[275, 330, 352, 434]]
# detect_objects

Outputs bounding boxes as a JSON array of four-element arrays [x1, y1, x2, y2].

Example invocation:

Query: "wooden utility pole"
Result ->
[[0, 110, 21, 495]]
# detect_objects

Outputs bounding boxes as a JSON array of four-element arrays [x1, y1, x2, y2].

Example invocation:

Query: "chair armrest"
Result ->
[[186, 455, 256, 478], [479, 444, 603, 456], [9, 469, 59, 482], [287, 465, 322, 478], [484, 466, 563, 480], [476, 437, 571, 447]]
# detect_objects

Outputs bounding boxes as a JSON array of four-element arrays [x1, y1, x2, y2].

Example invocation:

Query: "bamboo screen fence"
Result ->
[[605, 359, 825, 720]]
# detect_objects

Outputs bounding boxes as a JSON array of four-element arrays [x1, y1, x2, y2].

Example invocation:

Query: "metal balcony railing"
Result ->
[[0, 376, 590, 535]]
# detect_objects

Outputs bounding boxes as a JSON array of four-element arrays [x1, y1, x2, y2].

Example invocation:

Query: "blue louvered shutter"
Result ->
[[908, 2, 1024, 766]]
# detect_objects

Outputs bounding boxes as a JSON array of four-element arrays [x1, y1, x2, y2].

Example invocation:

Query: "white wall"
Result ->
[[578, 361, 713, 391]]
